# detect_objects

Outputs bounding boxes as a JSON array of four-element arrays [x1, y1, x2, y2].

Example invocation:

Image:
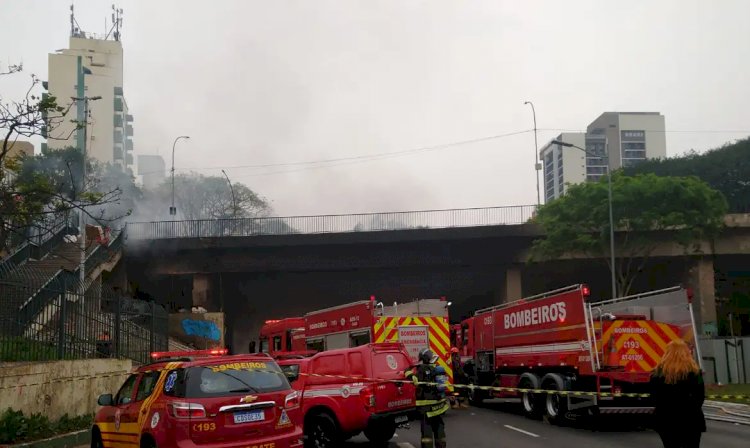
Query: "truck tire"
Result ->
[[541, 373, 568, 425], [519, 375, 543, 420], [364, 420, 396, 445], [305, 413, 340, 448]]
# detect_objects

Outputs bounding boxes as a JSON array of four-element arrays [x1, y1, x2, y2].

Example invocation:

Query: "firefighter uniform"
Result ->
[[405, 349, 450, 448]]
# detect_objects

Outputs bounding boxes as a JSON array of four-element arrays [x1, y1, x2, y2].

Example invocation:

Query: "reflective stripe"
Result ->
[[425, 401, 450, 418], [302, 386, 363, 398]]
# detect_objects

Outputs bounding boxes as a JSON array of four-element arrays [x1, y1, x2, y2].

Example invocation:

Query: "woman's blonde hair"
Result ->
[[658, 339, 700, 384]]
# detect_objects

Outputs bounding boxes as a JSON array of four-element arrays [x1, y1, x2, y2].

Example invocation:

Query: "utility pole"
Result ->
[[72, 55, 99, 295], [552, 139, 617, 299], [524, 101, 541, 206]]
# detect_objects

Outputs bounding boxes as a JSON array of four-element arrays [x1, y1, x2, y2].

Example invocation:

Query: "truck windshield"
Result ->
[[183, 362, 290, 397], [260, 338, 269, 353]]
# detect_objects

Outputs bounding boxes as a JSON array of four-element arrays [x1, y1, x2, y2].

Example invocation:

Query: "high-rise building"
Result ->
[[137, 155, 166, 190], [540, 112, 666, 201], [45, 6, 133, 170]]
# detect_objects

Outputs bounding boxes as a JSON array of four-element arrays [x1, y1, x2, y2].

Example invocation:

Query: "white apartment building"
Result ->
[[45, 28, 133, 169], [540, 112, 666, 201]]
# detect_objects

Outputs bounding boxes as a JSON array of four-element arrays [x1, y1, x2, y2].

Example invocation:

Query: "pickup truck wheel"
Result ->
[[520, 378, 543, 420], [364, 421, 396, 444], [305, 414, 339, 448]]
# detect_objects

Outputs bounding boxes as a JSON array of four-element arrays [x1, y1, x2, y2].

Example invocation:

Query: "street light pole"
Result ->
[[552, 139, 617, 299], [71, 95, 101, 291], [221, 169, 237, 218], [170, 135, 190, 216], [524, 101, 541, 207]]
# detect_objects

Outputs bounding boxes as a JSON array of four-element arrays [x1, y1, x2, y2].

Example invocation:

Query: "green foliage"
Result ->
[[145, 172, 270, 220], [532, 173, 728, 296], [0, 409, 92, 444], [0, 337, 60, 362], [625, 138, 750, 213]]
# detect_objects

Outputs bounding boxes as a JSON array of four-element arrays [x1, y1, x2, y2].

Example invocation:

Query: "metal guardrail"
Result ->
[[125, 205, 537, 240], [0, 218, 71, 270]]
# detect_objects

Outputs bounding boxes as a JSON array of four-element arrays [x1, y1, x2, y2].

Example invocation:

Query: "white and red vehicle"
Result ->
[[453, 285, 699, 423], [260, 297, 454, 383], [277, 343, 416, 447]]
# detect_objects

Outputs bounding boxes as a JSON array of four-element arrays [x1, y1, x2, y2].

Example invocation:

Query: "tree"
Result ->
[[144, 172, 270, 220], [625, 138, 750, 213], [531, 173, 728, 297], [1, 71, 124, 254]]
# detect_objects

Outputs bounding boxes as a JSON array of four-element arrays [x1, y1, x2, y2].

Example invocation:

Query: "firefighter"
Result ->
[[405, 348, 450, 448], [450, 347, 469, 408]]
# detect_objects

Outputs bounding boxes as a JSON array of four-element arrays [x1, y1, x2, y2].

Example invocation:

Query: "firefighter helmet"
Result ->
[[419, 348, 439, 364]]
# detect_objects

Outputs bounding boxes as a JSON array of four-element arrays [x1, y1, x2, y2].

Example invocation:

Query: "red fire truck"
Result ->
[[452, 284, 699, 423], [259, 318, 307, 356], [260, 297, 454, 383]]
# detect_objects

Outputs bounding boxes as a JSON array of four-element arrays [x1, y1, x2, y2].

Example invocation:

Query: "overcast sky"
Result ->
[[3, 0, 749, 216]]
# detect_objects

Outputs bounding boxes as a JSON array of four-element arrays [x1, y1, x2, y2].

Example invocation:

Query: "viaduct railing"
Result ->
[[125, 205, 537, 240]]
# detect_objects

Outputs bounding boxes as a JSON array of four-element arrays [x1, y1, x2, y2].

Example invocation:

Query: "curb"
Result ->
[[6, 429, 90, 448]]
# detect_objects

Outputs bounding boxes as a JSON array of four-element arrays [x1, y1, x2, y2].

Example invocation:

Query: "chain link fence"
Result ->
[[0, 264, 168, 364]]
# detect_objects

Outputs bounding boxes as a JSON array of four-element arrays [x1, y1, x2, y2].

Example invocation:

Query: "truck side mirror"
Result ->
[[97, 394, 114, 406]]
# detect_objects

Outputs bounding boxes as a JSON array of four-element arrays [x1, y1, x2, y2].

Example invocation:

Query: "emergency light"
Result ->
[[150, 348, 228, 360]]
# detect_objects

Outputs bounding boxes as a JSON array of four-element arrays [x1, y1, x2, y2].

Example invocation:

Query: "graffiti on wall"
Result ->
[[181, 319, 221, 341]]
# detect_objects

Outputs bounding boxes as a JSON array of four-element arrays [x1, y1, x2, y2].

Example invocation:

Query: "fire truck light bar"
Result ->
[[265, 319, 281, 324], [581, 285, 590, 297], [150, 348, 228, 360]]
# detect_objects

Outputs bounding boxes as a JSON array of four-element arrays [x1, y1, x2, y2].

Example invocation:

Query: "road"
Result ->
[[344, 401, 750, 447]]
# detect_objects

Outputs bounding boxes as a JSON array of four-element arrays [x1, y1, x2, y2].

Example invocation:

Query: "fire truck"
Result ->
[[452, 284, 699, 423], [260, 297, 454, 382], [259, 317, 307, 356]]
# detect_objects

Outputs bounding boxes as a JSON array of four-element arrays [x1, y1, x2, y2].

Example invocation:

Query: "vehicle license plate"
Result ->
[[395, 415, 409, 424], [233, 410, 265, 424]]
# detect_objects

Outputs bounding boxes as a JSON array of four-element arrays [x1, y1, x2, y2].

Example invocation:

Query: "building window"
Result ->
[[586, 166, 608, 175], [621, 130, 647, 164], [544, 151, 555, 201]]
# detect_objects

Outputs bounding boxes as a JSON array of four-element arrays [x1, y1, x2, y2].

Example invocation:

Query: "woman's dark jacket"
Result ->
[[649, 368, 706, 433]]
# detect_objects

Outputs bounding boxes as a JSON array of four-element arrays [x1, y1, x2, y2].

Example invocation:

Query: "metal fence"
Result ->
[[0, 265, 168, 364], [126, 205, 537, 240]]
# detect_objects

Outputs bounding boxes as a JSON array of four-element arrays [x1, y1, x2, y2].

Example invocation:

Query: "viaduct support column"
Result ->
[[192, 273, 213, 310], [686, 257, 717, 336], [496, 267, 523, 304]]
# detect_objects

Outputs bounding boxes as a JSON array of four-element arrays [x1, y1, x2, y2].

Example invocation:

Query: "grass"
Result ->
[[0, 409, 92, 444], [0, 337, 59, 362], [706, 383, 750, 404]]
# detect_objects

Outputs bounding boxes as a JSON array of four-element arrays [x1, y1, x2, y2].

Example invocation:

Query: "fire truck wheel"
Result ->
[[519, 377, 543, 419], [364, 420, 396, 444], [305, 413, 340, 448], [541, 373, 568, 424]]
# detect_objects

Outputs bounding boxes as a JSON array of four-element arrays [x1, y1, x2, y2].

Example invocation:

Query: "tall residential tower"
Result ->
[[540, 112, 666, 201], [45, 5, 133, 170]]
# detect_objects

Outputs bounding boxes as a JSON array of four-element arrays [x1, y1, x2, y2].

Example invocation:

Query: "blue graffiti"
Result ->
[[181, 319, 221, 341]]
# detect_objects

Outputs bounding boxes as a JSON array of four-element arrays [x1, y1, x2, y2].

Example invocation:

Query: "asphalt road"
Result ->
[[345, 401, 750, 447]]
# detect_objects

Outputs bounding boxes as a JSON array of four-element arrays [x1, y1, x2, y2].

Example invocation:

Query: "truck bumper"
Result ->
[[368, 408, 416, 426]]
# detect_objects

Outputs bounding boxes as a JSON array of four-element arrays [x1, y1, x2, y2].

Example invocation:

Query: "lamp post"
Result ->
[[221, 169, 237, 218], [71, 94, 101, 291], [170, 135, 190, 216], [551, 139, 617, 300], [524, 101, 541, 207]]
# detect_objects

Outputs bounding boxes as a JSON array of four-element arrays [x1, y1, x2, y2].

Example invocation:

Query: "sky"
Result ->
[[2, 0, 749, 216]]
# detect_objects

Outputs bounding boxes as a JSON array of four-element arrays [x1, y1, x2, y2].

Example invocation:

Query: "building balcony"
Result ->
[[113, 130, 123, 142], [113, 145, 123, 160], [114, 86, 123, 96], [126, 125, 133, 137], [114, 97, 123, 112], [114, 114, 123, 128], [126, 114, 133, 122], [125, 153, 133, 166], [125, 139, 133, 152]]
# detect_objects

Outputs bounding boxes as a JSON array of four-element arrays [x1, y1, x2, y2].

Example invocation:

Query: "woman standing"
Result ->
[[650, 339, 706, 448]]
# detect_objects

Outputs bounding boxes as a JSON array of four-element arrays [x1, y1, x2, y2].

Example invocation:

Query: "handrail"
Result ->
[[593, 285, 685, 307], [473, 284, 584, 316]]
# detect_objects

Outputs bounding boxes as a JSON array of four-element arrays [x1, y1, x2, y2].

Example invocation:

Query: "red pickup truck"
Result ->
[[277, 343, 416, 447]]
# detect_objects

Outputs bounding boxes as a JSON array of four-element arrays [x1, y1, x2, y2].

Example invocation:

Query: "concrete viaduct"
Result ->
[[123, 206, 750, 352]]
